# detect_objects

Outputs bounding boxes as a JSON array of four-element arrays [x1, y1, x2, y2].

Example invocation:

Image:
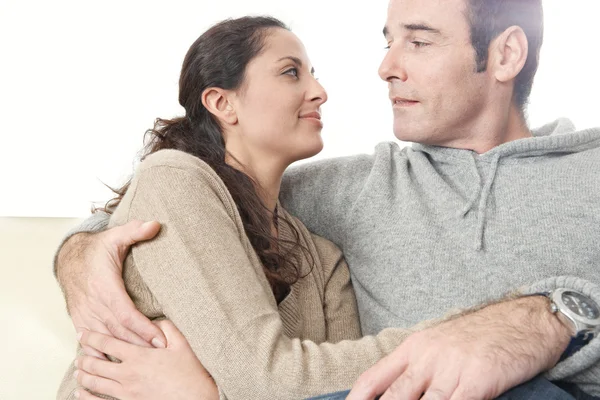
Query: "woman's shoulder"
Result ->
[[110, 150, 236, 224], [132, 149, 233, 199], [138, 149, 220, 180]]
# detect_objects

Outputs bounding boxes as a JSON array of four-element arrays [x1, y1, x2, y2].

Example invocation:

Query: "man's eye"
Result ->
[[411, 41, 429, 48]]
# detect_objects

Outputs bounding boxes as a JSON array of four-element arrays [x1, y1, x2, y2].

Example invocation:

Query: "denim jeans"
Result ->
[[305, 376, 583, 400]]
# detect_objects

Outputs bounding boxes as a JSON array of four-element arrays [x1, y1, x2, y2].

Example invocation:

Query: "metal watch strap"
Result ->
[[528, 291, 594, 361]]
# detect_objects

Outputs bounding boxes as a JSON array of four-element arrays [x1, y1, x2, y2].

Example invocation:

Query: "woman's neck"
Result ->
[[224, 151, 285, 215]]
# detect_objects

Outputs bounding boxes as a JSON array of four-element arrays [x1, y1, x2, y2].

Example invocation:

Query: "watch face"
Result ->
[[561, 291, 600, 320]]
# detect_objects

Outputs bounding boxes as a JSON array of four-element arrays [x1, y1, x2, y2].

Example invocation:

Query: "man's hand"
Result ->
[[56, 220, 166, 359], [347, 296, 571, 400]]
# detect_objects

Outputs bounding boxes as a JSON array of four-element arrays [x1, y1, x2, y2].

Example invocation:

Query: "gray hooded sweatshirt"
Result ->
[[279, 118, 600, 395], [63, 118, 600, 395]]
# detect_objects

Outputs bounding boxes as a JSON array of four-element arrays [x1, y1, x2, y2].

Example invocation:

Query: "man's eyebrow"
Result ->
[[383, 23, 441, 37], [276, 56, 315, 74], [403, 23, 441, 34]]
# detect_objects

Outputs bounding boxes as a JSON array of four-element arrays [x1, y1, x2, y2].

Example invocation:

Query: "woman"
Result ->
[[57, 16, 432, 400]]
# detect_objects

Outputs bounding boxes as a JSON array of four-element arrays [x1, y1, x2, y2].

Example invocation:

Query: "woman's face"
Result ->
[[228, 28, 328, 166]]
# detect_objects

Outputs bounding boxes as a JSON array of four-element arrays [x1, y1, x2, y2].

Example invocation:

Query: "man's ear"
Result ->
[[201, 87, 238, 125], [488, 26, 529, 83]]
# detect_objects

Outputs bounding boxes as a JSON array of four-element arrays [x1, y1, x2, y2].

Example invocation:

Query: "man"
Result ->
[[55, 0, 600, 398]]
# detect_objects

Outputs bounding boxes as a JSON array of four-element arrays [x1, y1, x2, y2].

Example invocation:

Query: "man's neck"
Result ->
[[445, 107, 532, 154]]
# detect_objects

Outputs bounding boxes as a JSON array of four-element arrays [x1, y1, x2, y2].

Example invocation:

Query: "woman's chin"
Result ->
[[287, 140, 324, 164]]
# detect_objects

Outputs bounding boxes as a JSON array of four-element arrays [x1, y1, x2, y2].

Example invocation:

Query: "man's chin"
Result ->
[[393, 127, 419, 143], [393, 122, 439, 145]]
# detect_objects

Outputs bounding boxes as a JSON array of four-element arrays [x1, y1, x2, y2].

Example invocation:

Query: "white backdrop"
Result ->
[[1, 0, 599, 218]]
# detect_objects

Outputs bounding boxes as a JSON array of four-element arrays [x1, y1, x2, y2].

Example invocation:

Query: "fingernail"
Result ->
[[76, 332, 83, 341], [74, 390, 80, 399], [152, 338, 166, 348], [73, 370, 79, 379]]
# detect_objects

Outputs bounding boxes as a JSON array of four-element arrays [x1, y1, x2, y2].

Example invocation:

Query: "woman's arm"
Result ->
[[70, 246, 440, 400], [105, 150, 419, 399], [308, 233, 362, 342]]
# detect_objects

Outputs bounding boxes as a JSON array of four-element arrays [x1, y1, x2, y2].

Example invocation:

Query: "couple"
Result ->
[[56, 0, 600, 399]]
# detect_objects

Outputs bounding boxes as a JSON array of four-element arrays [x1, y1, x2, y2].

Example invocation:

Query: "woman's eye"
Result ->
[[284, 68, 298, 77]]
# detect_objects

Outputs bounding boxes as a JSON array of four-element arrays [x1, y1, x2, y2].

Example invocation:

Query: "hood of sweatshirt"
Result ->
[[409, 118, 600, 250]]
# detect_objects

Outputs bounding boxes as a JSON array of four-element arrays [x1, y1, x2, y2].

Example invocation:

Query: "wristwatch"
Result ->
[[540, 289, 600, 360]]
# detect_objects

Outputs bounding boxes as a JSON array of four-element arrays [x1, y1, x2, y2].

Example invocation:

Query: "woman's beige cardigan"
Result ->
[[58, 149, 431, 400]]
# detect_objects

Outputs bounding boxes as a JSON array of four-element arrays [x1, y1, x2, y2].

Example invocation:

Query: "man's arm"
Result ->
[[280, 152, 375, 247], [53, 210, 111, 276], [348, 295, 572, 400], [54, 213, 167, 355], [524, 276, 600, 396], [348, 275, 600, 399]]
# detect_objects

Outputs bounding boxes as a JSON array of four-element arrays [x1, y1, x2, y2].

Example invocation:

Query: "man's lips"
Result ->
[[391, 97, 419, 107]]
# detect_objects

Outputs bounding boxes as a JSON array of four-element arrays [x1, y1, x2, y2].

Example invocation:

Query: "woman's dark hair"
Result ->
[[100, 16, 312, 303], [466, 0, 544, 113]]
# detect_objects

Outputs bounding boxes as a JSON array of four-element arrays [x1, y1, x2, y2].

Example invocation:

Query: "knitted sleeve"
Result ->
[[113, 150, 417, 399]]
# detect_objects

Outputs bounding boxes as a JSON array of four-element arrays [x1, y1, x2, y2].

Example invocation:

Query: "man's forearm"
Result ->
[[55, 232, 93, 286], [52, 211, 111, 277], [439, 295, 571, 375], [482, 296, 571, 371], [348, 291, 574, 400], [518, 275, 600, 394], [54, 232, 97, 313]]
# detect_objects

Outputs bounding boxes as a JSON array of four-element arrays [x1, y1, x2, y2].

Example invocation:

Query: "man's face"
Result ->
[[380, 0, 493, 146]]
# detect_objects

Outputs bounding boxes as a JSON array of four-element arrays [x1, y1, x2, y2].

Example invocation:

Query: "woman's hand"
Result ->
[[73, 320, 219, 400]]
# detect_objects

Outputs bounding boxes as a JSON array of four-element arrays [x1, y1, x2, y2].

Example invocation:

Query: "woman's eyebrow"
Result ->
[[276, 56, 315, 74]]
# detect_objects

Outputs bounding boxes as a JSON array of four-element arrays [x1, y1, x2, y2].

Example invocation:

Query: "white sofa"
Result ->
[[0, 217, 82, 400]]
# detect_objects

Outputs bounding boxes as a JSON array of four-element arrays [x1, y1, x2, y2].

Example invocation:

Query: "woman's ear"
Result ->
[[488, 25, 529, 84], [201, 87, 238, 125]]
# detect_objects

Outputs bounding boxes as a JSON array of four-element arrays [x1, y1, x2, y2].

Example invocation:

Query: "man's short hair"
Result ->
[[466, 0, 544, 112]]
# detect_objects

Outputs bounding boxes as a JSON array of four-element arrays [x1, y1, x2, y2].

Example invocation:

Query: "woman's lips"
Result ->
[[299, 112, 323, 127]]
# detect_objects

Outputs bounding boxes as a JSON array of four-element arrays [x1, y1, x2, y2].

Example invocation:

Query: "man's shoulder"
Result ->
[[283, 141, 406, 182], [278, 142, 409, 239], [279, 206, 343, 260], [540, 127, 600, 170]]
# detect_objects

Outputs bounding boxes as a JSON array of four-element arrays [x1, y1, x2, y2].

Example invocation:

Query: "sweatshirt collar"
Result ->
[[409, 119, 600, 251], [411, 118, 600, 163]]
